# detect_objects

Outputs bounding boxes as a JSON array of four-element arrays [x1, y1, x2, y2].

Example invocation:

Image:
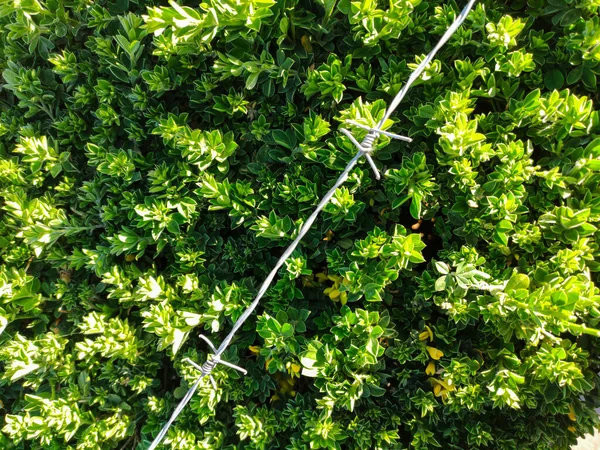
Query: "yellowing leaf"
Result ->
[[426, 361, 436, 375], [419, 325, 433, 342], [315, 272, 328, 283], [301, 35, 312, 52], [568, 405, 577, 422], [249, 345, 260, 355], [426, 346, 444, 360], [340, 291, 348, 305]]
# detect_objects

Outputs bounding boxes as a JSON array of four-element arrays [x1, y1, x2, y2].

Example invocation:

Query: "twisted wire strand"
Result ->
[[361, 131, 378, 152], [148, 1, 477, 448], [200, 357, 218, 375]]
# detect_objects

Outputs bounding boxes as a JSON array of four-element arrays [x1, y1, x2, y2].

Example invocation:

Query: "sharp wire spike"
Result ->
[[183, 358, 203, 372], [346, 120, 413, 142], [147, 2, 477, 448], [365, 154, 381, 180], [339, 128, 364, 150], [198, 334, 218, 352], [217, 359, 248, 375]]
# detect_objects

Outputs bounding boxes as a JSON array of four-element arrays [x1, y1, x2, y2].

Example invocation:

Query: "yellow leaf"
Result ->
[[340, 291, 348, 305], [419, 325, 433, 342], [329, 289, 340, 299], [426, 346, 444, 360], [426, 361, 436, 376], [568, 426, 576, 433], [248, 345, 260, 355], [280, 382, 294, 392], [568, 405, 577, 422], [315, 272, 328, 283], [301, 35, 312, 52], [433, 384, 442, 396]]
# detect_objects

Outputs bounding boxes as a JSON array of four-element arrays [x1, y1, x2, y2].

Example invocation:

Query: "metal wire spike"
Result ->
[[183, 357, 203, 372], [197, 334, 217, 352], [346, 120, 413, 143]]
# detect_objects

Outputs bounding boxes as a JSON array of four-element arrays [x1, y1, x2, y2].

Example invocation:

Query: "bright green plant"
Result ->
[[1, 1, 600, 450]]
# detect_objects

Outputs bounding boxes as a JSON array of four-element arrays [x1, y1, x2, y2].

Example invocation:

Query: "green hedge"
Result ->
[[1, 0, 600, 449]]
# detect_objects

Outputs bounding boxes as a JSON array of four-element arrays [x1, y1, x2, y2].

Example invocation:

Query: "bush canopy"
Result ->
[[1, 0, 600, 449]]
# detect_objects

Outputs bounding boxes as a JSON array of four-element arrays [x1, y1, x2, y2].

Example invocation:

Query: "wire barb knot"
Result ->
[[360, 130, 379, 153], [200, 356, 219, 376], [184, 335, 248, 391], [339, 120, 412, 180]]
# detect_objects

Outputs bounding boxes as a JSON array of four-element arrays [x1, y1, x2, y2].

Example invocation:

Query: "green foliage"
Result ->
[[1, 0, 600, 449]]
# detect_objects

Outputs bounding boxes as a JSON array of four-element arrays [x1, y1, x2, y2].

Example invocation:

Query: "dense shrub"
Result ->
[[1, 0, 600, 449]]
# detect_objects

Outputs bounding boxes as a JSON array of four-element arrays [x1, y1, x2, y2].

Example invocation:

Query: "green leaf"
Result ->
[[505, 273, 530, 293], [434, 276, 448, 292], [567, 65, 583, 85], [281, 323, 294, 338], [434, 261, 450, 275], [409, 193, 422, 219], [272, 129, 297, 150], [49, 163, 62, 178], [581, 68, 597, 91], [544, 69, 564, 90], [246, 72, 260, 90], [166, 220, 180, 234]]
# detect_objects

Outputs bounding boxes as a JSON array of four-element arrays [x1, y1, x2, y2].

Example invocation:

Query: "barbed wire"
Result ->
[[148, 1, 477, 448]]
